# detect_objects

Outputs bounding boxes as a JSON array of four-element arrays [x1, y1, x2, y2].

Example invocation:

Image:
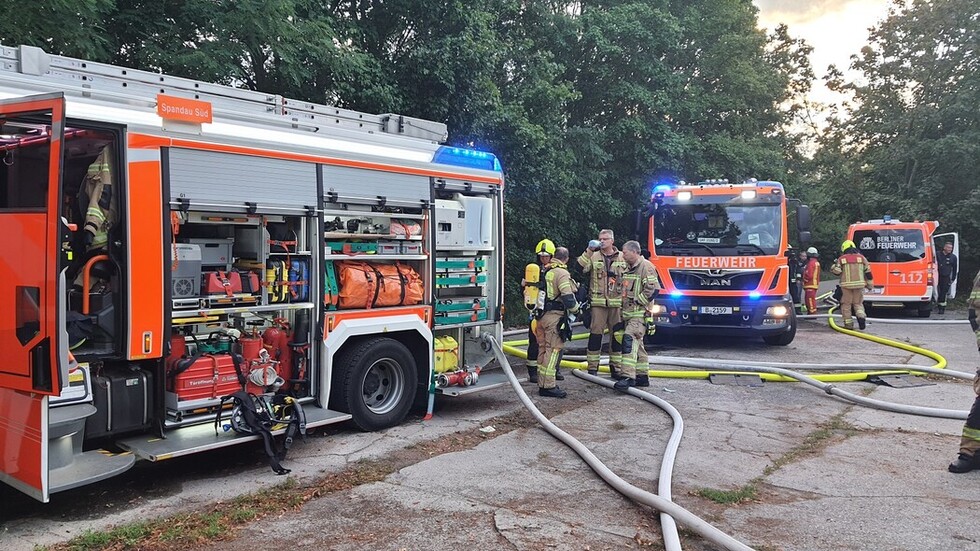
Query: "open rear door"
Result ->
[[933, 232, 959, 300], [0, 93, 67, 501]]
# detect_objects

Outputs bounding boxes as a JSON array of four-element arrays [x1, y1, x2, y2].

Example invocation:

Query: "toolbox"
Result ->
[[166, 353, 243, 412], [84, 365, 154, 439]]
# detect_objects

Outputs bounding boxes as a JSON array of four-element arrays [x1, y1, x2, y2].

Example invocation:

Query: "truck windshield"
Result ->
[[653, 201, 782, 256], [852, 229, 926, 262]]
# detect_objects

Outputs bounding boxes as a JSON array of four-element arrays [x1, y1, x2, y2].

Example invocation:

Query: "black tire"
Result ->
[[332, 337, 418, 431], [763, 315, 796, 346], [917, 305, 932, 318]]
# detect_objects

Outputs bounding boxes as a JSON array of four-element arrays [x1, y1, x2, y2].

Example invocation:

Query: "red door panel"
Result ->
[[0, 93, 66, 394], [0, 92, 66, 502]]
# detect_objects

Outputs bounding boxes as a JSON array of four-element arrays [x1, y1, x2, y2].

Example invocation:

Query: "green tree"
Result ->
[[0, 0, 114, 60], [811, 0, 980, 289]]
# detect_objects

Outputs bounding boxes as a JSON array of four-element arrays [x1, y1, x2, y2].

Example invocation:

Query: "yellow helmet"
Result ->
[[535, 238, 556, 256], [841, 240, 855, 252]]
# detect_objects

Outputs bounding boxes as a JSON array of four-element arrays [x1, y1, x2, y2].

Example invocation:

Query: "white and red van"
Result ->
[[846, 217, 958, 317]]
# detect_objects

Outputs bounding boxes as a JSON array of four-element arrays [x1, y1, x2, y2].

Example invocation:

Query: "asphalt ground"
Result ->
[[2, 296, 979, 550]]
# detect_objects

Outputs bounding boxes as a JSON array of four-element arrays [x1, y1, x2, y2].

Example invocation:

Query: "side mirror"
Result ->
[[634, 207, 650, 242], [796, 204, 811, 233]]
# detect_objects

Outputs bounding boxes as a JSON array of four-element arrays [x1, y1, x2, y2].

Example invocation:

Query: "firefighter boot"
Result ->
[[613, 378, 635, 393], [539, 386, 567, 399], [948, 453, 979, 473], [555, 367, 564, 381], [609, 365, 626, 381], [857, 317, 867, 330], [587, 368, 598, 376], [526, 365, 538, 384], [938, 305, 945, 314], [635, 374, 650, 387]]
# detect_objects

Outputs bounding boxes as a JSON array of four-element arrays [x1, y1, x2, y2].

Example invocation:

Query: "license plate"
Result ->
[[700, 306, 733, 315], [869, 287, 884, 294]]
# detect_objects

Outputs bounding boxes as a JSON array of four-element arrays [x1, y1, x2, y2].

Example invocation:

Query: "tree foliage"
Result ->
[[7, 1, 970, 316], [810, 0, 979, 290]]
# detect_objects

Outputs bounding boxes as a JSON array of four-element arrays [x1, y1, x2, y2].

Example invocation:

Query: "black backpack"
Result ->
[[215, 391, 307, 475]]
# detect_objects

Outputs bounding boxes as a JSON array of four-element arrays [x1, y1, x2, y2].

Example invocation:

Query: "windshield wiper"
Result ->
[[735, 243, 767, 255]]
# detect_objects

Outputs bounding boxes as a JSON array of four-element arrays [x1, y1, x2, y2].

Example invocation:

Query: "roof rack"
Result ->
[[0, 44, 447, 143]]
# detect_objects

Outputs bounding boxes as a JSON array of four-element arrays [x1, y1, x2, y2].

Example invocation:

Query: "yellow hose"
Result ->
[[825, 305, 946, 370], [505, 305, 948, 382]]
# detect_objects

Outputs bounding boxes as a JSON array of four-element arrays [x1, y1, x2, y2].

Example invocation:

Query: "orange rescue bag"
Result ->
[[338, 261, 424, 309]]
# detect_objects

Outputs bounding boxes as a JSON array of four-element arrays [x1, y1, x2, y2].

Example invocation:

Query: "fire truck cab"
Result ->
[[641, 179, 810, 345], [846, 217, 958, 317]]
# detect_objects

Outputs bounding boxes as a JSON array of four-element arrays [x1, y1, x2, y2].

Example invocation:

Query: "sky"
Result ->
[[753, 0, 894, 108]]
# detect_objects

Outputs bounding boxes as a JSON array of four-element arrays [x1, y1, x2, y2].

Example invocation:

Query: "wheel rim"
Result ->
[[360, 357, 405, 415]]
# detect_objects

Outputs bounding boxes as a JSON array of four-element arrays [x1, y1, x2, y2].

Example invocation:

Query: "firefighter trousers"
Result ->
[[839, 287, 866, 326], [587, 306, 622, 372], [959, 392, 980, 459], [535, 311, 565, 389], [620, 317, 648, 380], [804, 287, 818, 315]]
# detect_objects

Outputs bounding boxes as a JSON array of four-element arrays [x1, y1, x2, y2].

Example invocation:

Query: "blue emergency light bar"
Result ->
[[433, 146, 502, 172]]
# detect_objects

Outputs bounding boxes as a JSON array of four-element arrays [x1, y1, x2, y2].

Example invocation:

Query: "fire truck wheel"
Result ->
[[334, 337, 418, 431]]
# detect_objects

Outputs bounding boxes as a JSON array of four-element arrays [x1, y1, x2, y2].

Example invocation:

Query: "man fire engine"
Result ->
[[0, 45, 506, 502], [640, 179, 810, 345]]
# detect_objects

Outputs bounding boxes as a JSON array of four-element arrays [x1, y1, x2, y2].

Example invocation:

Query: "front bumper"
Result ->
[[652, 295, 794, 337]]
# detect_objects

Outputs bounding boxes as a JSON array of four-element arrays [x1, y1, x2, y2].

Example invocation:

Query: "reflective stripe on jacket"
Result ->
[[577, 248, 627, 307], [831, 252, 872, 289], [621, 258, 660, 319], [969, 270, 980, 310], [802, 258, 821, 290], [544, 261, 579, 312]]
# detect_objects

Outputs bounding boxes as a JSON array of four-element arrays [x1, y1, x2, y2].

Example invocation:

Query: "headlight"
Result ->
[[766, 305, 788, 317], [649, 304, 666, 314]]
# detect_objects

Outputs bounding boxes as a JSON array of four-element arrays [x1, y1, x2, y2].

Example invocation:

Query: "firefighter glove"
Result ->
[[558, 317, 573, 342]]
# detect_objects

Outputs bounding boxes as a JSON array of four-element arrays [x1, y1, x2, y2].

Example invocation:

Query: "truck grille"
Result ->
[[669, 269, 764, 291]]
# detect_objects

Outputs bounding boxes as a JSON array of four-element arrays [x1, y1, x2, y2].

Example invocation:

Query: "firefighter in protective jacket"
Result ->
[[80, 146, 117, 251], [802, 247, 821, 315], [73, 146, 117, 291], [534, 247, 579, 398], [949, 269, 980, 473], [521, 239, 555, 383], [830, 240, 873, 330], [577, 229, 628, 377], [615, 240, 661, 391]]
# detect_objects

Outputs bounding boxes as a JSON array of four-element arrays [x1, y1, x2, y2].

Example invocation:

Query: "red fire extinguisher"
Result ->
[[262, 317, 292, 373]]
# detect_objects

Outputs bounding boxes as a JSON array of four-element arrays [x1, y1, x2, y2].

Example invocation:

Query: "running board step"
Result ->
[[117, 406, 351, 461]]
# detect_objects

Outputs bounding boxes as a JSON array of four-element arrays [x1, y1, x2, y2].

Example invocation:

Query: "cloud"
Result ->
[[753, 0, 868, 26]]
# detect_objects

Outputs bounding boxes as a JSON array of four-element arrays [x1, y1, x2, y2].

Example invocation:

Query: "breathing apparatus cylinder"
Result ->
[[524, 263, 540, 310]]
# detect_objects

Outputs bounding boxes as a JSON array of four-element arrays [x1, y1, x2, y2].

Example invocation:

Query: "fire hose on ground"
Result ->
[[494, 305, 975, 548], [486, 335, 752, 551]]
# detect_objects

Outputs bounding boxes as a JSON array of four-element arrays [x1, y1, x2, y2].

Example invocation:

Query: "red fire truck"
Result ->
[[0, 45, 506, 502], [641, 179, 811, 345]]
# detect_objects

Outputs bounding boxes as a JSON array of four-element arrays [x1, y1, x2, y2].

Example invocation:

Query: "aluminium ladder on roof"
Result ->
[[0, 44, 447, 143]]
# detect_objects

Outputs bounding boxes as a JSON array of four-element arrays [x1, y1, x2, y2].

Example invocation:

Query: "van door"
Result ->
[[853, 227, 929, 300], [933, 232, 959, 300], [0, 93, 67, 501]]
